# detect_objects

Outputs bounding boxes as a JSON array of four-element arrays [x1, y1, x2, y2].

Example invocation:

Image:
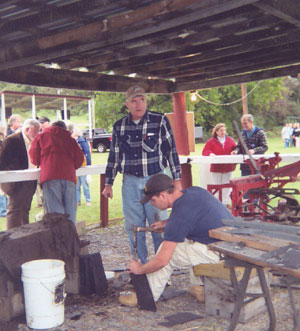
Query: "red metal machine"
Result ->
[[207, 152, 300, 222]]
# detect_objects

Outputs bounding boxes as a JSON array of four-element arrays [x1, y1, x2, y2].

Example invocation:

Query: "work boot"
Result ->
[[118, 291, 138, 307], [189, 285, 205, 302]]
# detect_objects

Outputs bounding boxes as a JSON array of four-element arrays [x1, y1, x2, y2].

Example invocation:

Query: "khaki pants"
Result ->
[[211, 171, 233, 205], [147, 239, 219, 301]]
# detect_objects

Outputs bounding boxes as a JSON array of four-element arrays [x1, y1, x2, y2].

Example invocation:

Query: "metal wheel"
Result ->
[[96, 143, 106, 153]]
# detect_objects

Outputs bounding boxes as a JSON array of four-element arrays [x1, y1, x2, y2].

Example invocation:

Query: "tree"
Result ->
[[93, 92, 126, 130], [188, 78, 284, 137]]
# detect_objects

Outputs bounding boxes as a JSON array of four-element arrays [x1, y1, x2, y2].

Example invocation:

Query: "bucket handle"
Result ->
[[40, 281, 67, 305]]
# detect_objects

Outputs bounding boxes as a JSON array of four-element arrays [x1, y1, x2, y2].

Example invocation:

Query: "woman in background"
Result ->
[[202, 123, 236, 206]]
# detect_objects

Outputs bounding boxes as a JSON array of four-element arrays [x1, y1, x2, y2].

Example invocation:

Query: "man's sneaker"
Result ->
[[189, 285, 205, 302], [86, 202, 92, 206], [118, 291, 137, 307]]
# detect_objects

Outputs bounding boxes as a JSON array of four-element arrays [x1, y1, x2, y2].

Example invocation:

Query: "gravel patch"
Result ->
[[2, 222, 299, 331]]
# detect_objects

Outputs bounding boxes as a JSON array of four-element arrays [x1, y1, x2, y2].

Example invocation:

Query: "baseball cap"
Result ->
[[125, 86, 146, 101], [140, 174, 174, 204], [39, 116, 50, 123]]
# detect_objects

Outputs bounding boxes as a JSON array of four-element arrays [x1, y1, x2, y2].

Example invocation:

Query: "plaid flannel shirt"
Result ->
[[236, 126, 268, 171], [105, 110, 181, 185]]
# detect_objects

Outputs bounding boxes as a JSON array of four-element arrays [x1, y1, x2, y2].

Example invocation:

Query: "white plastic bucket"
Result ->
[[21, 259, 66, 330]]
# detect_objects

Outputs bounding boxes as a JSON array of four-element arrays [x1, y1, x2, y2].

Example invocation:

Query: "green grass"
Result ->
[[0, 136, 299, 231]]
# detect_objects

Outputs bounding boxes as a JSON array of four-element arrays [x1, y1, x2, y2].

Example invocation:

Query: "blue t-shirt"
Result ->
[[164, 186, 235, 244]]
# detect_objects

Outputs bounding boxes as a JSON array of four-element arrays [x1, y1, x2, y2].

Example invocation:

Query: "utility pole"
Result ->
[[241, 83, 248, 115]]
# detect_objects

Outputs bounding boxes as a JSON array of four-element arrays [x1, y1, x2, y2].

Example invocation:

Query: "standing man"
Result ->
[[6, 114, 22, 136], [232, 114, 268, 176], [120, 174, 234, 306], [29, 121, 84, 224], [0, 119, 40, 229], [102, 86, 181, 264]]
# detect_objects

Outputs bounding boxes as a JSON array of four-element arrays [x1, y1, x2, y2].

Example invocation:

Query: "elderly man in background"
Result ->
[[232, 114, 268, 176], [102, 86, 181, 264], [6, 114, 23, 136], [0, 119, 40, 229], [29, 121, 84, 224]]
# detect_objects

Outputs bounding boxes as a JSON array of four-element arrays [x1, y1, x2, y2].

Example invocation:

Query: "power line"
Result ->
[[193, 81, 262, 106]]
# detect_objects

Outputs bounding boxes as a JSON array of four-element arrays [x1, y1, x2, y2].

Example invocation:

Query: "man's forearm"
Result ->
[[129, 241, 177, 275], [136, 256, 166, 275]]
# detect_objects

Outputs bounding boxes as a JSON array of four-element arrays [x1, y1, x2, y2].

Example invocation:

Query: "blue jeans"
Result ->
[[284, 138, 289, 148], [122, 174, 167, 264], [76, 176, 91, 203], [0, 194, 7, 217], [42, 179, 77, 223]]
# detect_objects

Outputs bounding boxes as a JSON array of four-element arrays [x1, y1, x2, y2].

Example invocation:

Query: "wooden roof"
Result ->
[[0, 0, 300, 94]]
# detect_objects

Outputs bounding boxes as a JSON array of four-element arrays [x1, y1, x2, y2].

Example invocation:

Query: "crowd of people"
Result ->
[[281, 122, 300, 148], [0, 85, 293, 310], [0, 115, 92, 228]]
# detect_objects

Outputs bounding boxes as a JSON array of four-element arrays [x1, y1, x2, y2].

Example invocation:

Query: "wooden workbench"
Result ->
[[208, 226, 300, 331]]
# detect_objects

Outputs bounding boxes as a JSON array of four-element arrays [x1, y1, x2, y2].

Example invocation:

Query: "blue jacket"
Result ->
[[77, 136, 91, 165]]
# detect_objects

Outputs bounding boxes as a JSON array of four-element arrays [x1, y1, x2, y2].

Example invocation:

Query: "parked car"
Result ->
[[82, 128, 112, 153]]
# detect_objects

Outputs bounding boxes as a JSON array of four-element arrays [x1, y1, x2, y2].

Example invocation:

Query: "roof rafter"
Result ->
[[254, 0, 300, 28]]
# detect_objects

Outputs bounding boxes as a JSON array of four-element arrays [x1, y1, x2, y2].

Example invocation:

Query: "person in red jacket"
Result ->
[[202, 123, 236, 206], [29, 121, 84, 223]]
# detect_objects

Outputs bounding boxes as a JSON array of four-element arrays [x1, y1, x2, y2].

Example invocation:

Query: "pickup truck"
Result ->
[[82, 128, 112, 153]]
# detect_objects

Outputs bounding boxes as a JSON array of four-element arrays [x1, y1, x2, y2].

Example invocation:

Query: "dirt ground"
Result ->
[[1, 223, 299, 331]]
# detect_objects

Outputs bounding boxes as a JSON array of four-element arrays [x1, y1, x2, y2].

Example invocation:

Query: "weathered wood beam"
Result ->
[[74, 13, 276, 72], [140, 29, 300, 74], [0, 1, 110, 37], [176, 64, 300, 91], [40, 0, 209, 49], [39, 0, 259, 49], [103, 24, 293, 76], [150, 41, 300, 79], [174, 51, 300, 84], [254, 0, 300, 28], [61, 6, 262, 70], [0, 0, 259, 70], [0, 66, 175, 94]]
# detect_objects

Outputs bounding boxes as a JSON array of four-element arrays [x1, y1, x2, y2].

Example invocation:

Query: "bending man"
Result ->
[[121, 174, 234, 305]]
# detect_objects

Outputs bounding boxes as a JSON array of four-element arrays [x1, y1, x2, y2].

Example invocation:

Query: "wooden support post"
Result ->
[[172, 92, 190, 155], [241, 83, 248, 115], [100, 174, 108, 227], [181, 163, 192, 189]]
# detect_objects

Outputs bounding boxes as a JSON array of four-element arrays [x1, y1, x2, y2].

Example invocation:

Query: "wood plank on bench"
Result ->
[[209, 226, 293, 252]]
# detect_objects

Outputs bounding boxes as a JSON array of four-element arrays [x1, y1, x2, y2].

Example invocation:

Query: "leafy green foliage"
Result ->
[[189, 78, 285, 137], [92, 78, 286, 136], [93, 92, 126, 131]]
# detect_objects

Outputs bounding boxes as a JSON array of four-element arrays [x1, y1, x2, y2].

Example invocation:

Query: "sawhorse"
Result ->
[[224, 257, 276, 331]]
